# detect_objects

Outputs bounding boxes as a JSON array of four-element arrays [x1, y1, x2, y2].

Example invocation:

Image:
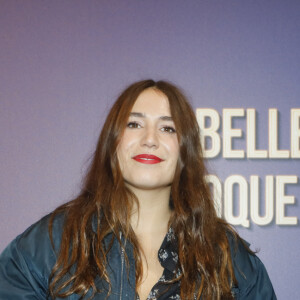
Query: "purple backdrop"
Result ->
[[1, 1, 299, 299]]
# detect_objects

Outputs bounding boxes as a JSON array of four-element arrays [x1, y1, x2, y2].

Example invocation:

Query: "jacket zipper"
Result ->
[[120, 233, 125, 300]]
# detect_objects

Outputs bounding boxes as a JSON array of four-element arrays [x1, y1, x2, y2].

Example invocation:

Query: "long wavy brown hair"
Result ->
[[49, 79, 238, 299]]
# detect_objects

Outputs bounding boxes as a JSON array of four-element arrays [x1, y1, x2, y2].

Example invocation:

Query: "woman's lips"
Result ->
[[132, 154, 163, 164]]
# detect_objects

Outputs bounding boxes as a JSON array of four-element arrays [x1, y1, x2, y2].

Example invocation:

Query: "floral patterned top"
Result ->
[[136, 228, 182, 300]]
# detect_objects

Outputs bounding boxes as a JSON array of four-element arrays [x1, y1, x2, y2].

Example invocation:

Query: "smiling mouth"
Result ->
[[132, 154, 163, 164]]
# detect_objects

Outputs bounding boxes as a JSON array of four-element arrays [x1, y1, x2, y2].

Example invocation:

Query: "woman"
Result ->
[[0, 80, 276, 299]]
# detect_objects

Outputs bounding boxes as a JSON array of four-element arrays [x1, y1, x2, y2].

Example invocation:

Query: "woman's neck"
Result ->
[[129, 186, 172, 236]]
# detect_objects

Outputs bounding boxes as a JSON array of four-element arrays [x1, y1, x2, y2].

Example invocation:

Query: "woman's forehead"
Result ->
[[131, 88, 171, 117]]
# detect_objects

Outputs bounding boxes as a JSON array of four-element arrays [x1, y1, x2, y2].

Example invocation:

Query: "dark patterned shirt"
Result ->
[[136, 228, 182, 300]]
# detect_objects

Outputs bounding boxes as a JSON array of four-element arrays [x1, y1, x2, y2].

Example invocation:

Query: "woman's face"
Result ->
[[117, 88, 180, 192]]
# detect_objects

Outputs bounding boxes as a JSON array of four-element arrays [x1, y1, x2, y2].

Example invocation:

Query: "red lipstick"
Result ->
[[132, 154, 163, 164]]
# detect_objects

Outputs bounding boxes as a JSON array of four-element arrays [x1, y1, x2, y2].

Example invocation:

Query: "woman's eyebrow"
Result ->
[[130, 112, 144, 118], [160, 116, 173, 121], [130, 112, 173, 121]]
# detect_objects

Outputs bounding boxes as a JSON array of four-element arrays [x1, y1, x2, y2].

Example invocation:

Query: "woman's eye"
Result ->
[[127, 122, 141, 129], [161, 126, 176, 134]]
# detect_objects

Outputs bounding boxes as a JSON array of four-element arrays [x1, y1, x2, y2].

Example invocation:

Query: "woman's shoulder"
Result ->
[[1, 211, 66, 268], [227, 233, 277, 299], [7, 212, 65, 255], [0, 212, 66, 298]]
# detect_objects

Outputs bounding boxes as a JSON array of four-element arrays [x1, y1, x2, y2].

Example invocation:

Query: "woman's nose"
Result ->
[[141, 127, 159, 149]]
